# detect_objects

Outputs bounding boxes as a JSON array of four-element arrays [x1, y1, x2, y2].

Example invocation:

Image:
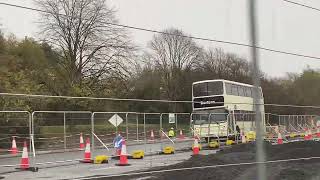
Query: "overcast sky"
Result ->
[[0, 0, 320, 77]]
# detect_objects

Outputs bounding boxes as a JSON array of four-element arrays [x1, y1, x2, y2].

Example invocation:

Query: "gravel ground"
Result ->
[[98, 141, 320, 180]]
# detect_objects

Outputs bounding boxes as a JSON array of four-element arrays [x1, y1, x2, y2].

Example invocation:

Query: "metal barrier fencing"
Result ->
[[0, 111, 31, 157], [91, 112, 193, 156], [91, 112, 191, 146], [278, 115, 317, 133], [31, 111, 92, 152], [264, 114, 320, 138], [160, 113, 191, 138], [30, 111, 92, 167], [2, 111, 319, 162], [92, 112, 131, 150], [140, 113, 161, 142]]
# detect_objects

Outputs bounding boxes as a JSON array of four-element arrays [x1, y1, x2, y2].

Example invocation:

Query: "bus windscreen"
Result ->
[[193, 81, 223, 97]]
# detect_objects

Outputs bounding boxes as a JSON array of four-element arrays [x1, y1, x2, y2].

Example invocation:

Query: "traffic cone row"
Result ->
[[79, 136, 131, 166]]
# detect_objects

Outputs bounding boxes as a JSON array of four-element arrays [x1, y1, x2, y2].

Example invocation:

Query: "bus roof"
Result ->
[[192, 79, 259, 88]]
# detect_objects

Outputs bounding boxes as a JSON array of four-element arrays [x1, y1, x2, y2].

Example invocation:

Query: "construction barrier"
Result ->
[[2, 110, 319, 174], [0, 111, 31, 157]]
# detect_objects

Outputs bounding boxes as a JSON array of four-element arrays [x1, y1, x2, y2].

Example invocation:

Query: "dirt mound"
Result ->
[[102, 141, 320, 180]]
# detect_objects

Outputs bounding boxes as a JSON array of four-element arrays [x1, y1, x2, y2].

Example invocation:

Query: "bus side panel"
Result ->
[[224, 95, 254, 111]]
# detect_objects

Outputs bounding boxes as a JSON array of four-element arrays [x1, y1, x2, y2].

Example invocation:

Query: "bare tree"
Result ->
[[202, 48, 229, 77], [200, 47, 252, 83], [35, 0, 134, 87], [147, 28, 203, 100]]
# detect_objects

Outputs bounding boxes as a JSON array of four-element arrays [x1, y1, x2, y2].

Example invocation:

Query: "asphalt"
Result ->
[[0, 138, 202, 180], [106, 141, 320, 180]]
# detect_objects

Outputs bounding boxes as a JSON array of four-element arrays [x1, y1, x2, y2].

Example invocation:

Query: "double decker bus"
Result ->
[[192, 79, 265, 141]]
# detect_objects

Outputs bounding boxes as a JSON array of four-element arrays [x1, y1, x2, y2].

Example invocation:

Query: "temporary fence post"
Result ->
[[209, 113, 212, 143], [31, 111, 36, 167], [144, 113, 146, 143], [63, 112, 66, 150], [160, 113, 163, 130], [190, 114, 192, 137], [91, 113, 94, 153], [126, 113, 129, 141], [175, 113, 178, 134], [144, 113, 147, 153], [31, 133, 37, 169], [136, 114, 139, 142], [28, 111, 32, 156], [208, 113, 211, 138], [242, 114, 245, 133]]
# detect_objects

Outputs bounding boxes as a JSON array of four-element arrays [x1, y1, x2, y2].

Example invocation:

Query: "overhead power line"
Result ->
[[1, 2, 320, 60], [283, 0, 320, 12]]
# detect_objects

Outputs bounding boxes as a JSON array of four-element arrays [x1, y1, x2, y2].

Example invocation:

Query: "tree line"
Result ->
[[0, 0, 319, 115]]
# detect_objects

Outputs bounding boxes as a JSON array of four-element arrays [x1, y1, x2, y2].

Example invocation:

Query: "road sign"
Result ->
[[108, 114, 123, 127], [169, 113, 175, 124]]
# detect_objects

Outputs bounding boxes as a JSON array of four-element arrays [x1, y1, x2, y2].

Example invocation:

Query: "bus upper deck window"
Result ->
[[231, 84, 238, 96], [246, 87, 252, 97], [238, 86, 245, 96], [226, 83, 232, 95], [207, 81, 223, 95]]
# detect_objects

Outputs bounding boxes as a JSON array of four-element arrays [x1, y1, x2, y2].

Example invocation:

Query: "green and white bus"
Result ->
[[192, 79, 265, 141]]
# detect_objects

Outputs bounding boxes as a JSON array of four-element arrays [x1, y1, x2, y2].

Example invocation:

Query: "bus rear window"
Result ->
[[193, 81, 223, 97]]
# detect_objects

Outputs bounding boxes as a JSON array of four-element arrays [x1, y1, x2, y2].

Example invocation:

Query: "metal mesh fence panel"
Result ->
[[0, 111, 31, 157]]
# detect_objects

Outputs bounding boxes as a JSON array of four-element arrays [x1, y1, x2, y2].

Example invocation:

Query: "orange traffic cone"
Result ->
[[116, 139, 130, 166], [241, 132, 247, 144], [304, 129, 311, 140], [277, 132, 283, 145], [79, 133, 84, 149], [11, 137, 18, 155], [20, 141, 29, 169], [192, 138, 200, 155], [80, 138, 92, 163], [309, 129, 313, 140], [150, 130, 155, 141], [178, 129, 185, 140], [317, 126, 320, 138]]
